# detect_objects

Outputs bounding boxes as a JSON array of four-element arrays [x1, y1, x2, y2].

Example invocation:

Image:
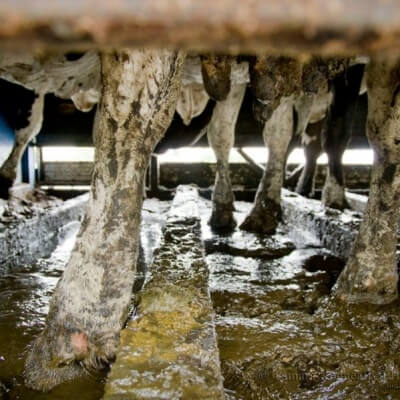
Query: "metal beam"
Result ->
[[0, 0, 400, 53]]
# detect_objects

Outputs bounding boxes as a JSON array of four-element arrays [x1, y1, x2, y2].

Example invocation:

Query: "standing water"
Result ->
[[200, 199, 400, 400], [2, 194, 400, 399], [0, 199, 168, 399], [0, 220, 106, 399]]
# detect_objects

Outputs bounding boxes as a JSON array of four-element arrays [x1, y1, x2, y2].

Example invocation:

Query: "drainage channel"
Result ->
[[0, 197, 168, 400], [200, 196, 400, 400]]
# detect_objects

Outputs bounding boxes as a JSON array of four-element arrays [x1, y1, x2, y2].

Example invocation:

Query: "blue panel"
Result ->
[[0, 113, 14, 166]]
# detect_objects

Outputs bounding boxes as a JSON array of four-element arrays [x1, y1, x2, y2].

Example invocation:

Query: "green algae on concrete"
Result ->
[[103, 186, 225, 400]]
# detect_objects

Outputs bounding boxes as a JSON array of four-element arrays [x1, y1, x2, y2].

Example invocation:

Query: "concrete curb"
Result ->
[[345, 191, 368, 213], [0, 193, 88, 272], [103, 185, 225, 400], [282, 189, 362, 260]]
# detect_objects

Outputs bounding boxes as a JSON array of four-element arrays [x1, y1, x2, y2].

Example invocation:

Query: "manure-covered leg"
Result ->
[[321, 64, 365, 209], [334, 58, 400, 304], [208, 84, 246, 230], [0, 92, 44, 199], [24, 49, 185, 391], [240, 97, 294, 234], [321, 116, 350, 209], [296, 119, 323, 197]]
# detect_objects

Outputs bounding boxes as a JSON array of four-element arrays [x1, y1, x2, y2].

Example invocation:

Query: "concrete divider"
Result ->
[[0, 193, 88, 272], [103, 185, 225, 400], [282, 189, 362, 260], [346, 191, 368, 213]]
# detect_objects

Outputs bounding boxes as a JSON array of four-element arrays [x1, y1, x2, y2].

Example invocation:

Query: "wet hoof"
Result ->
[[209, 208, 236, 231], [295, 181, 314, 198], [333, 259, 399, 305], [0, 175, 13, 200], [25, 329, 118, 391], [239, 213, 278, 234], [239, 201, 282, 234], [24, 332, 84, 391], [83, 332, 119, 370], [321, 180, 349, 211], [323, 198, 350, 211]]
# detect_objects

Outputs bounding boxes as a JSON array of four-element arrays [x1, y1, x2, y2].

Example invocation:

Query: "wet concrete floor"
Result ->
[[200, 199, 400, 400], [0, 199, 168, 400], [2, 194, 400, 399]]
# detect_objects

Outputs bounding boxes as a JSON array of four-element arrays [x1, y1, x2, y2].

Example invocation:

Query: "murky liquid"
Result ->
[[200, 199, 400, 400], [0, 199, 168, 400], [3, 194, 400, 399], [0, 221, 105, 399]]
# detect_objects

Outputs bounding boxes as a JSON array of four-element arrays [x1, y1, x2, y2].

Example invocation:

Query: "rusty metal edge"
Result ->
[[0, 0, 400, 53]]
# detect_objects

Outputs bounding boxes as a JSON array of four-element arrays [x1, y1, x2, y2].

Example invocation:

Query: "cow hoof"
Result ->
[[239, 201, 281, 234], [24, 332, 84, 392], [323, 198, 350, 211], [239, 214, 278, 234], [209, 208, 236, 231]]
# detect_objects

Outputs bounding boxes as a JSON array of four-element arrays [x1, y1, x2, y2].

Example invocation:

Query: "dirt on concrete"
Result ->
[[200, 198, 400, 400]]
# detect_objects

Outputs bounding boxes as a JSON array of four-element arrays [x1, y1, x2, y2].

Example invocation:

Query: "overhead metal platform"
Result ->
[[0, 0, 399, 53]]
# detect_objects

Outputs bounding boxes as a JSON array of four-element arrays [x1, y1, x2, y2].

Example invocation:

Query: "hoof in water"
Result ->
[[323, 198, 350, 211], [239, 214, 278, 234], [24, 331, 84, 392], [240, 201, 281, 234], [24, 328, 118, 391], [209, 207, 236, 231]]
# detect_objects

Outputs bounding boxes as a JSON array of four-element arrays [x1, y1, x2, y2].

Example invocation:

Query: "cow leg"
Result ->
[[296, 119, 323, 197], [208, 84, 246, 229], [24, 49, 185, 391], [0, 92, 44, 199], [240, 97, 293, 234], [334, 58, 400, 305], [321, 64, 365, 209], [321, 125, 350, 209]]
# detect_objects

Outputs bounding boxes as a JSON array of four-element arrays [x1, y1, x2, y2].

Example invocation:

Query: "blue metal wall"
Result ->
[[0, 114, 14, 166]]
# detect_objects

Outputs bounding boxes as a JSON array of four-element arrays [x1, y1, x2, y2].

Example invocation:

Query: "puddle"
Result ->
[[201, 197, 400, 400], [0, 198, 168, 399]]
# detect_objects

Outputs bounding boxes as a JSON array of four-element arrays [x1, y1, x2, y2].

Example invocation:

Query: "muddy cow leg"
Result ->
[[240, 97, 294, 234], [321, 64, 365, 209], [208, 84, 246, 230], [284, 92, 314, 188], [0, 92, 44, 199], [334, 58, 400, 305], [24, 49, 185, 391], [296, 119, 323, 197]]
